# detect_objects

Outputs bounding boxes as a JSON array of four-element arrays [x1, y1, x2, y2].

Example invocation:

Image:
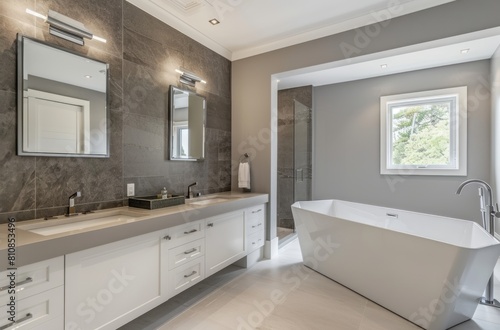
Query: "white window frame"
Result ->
[[380, 86, 467, 176]]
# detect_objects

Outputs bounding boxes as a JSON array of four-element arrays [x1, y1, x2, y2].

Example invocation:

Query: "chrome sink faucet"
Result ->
[[186, 182, 198, 199], [66, 191, 81, 217]]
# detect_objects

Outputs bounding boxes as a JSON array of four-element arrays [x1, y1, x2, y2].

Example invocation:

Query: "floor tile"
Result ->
[[122, 239, 500, 330]]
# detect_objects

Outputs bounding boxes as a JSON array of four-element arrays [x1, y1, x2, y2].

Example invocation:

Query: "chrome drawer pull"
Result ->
[[0, 277, 33, 292], [163, 235, 171, 240], [207, 223, 214, 227], [252, 209, 262, 214], [184, 270, 197, 278], [0, 313, 33, 330], [184, 248, 197, 255], [184, 229, 197, 234]]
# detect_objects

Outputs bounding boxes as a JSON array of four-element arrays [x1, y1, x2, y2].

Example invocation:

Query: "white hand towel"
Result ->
[[238, 162, 251, 189]]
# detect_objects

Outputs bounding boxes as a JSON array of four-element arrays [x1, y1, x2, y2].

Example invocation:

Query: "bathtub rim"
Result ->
[[291, 199, 500, 250]]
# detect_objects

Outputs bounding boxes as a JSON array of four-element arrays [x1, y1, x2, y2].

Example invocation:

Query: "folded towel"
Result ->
[[238, 162, 250, 189]]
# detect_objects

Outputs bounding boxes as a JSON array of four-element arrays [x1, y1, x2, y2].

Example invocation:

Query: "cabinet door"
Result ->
[[205, 211, 245, 277], [65, 232, 161, 330]]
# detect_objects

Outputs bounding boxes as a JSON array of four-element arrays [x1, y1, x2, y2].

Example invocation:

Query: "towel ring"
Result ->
[[239, 153, 250, 163]]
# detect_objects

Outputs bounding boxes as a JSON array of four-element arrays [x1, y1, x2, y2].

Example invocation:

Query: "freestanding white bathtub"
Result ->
[[291, 199, 500, 330]]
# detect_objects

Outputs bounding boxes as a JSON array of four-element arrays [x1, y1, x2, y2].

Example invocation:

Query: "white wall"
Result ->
[[314, 61, 491, 223], [232, 0, 500, 245]]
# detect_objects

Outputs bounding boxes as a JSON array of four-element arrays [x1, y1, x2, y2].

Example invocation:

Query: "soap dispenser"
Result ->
[[161, 187, 168, 199]]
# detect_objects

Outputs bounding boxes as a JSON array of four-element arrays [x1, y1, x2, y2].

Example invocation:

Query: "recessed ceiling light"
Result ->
[[460, 48, 470, 54], [380, 64, 388, 69], [209, 18, 220, 25], [85, 75, 92, 79]]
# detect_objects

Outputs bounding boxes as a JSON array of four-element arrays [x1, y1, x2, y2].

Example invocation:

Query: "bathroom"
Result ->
[[1, 0, 500, 329]]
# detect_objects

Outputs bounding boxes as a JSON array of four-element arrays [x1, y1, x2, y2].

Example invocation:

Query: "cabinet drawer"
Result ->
[[166, 220, 204, 246], [246, 230, 265, 253], [168, 238, 205, 270], [245, 205, 265, 236], [0, 256, 63, 303], [0, 285, 63, 330], [168, 257, 204, 297]]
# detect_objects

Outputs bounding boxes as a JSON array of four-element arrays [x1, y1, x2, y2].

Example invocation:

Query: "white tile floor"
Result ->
[[121, 239, 500, 330]]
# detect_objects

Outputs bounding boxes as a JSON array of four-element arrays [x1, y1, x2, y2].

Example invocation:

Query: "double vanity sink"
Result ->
[[0, 191, 269, 330], [17, 194, 244, 237], [0, 192, 268, 269]]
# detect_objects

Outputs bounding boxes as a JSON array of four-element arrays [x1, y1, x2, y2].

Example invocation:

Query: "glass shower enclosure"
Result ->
[[277, 96, 312, 243]]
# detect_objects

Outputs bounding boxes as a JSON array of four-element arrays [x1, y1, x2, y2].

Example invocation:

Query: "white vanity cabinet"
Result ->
[[0, 256, 64, 329], [5, 197, 268, 329], [64, 231, 162, 330], [205, 210, 246, 277]]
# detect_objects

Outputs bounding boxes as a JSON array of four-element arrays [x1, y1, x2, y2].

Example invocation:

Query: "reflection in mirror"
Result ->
[[17, 35, 109, 157], [169, 86, 206, 161]]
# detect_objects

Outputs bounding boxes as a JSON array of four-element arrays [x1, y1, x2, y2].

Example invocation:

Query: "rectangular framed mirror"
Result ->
[[169, 86, 206, 161], [17, 35, 109, 157]]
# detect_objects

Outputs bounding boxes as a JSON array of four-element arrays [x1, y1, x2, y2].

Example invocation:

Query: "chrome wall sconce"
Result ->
[[26, 8, 106, 45], [175, 68, 207, 87]]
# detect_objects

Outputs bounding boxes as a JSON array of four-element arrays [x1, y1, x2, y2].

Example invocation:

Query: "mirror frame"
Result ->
[[169, 86, 206, 161], [17, 34, 110, 158]]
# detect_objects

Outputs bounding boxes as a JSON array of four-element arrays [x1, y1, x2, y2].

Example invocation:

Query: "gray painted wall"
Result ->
[[0, 0, 231, 222], [232, 0, 500, 242], [313, 60, 491, 223]]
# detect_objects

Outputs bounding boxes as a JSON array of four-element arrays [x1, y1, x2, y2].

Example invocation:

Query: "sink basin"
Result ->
[[18, 210, 145, 236], [189, 198, 229, 206]]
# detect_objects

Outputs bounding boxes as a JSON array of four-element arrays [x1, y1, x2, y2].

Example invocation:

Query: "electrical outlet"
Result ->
[[127, 183, 135, 197]]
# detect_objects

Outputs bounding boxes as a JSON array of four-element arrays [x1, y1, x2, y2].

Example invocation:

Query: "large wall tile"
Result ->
[[0, 91, 36, 213], [0, 0, 231, 221]]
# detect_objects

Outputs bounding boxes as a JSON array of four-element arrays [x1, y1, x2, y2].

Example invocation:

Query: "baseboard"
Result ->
[[264, 237, 279, 259]]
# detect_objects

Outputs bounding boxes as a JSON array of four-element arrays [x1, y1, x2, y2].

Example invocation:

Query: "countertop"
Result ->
[[0, 192, 268, 270]]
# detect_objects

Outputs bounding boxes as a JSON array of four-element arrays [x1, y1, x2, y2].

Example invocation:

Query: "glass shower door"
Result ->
[[294, 100, 312, 204]]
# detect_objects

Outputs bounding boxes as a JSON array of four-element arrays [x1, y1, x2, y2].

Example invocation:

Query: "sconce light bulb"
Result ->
[[200, 80, 207, 84], [26, 8, 47, 20], [175, 69, 184, 75]]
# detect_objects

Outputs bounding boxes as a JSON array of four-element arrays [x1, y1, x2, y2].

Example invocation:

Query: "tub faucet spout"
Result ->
[[456, 180, 495, 230], [456, 179, 500, 308]]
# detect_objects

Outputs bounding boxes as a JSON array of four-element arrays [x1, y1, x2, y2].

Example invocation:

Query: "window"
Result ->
[[380, 87, 467, 176]]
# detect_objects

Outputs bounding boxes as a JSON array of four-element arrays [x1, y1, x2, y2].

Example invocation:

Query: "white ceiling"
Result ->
[[127, 0, 455, 60], [277, 29, 500, 90]]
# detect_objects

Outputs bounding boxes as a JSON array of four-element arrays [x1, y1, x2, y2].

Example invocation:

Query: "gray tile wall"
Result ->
[[0, 0, 231, 223], [277, 86, 312, 229]]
